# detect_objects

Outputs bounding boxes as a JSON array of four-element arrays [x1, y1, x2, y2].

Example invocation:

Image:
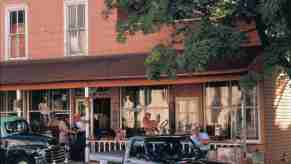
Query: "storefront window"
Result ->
[[0, 91, 17, 116], [175, 97, 201, 134], [205, 82, 259, 140], [29, 89, 71, 132], [121, 87, 169, 131]]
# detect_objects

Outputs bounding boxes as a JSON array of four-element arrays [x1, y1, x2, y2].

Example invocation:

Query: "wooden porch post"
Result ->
[[16, 89, 22, 117], [85, 87, 90, 163], [241, 90, 247, 162]]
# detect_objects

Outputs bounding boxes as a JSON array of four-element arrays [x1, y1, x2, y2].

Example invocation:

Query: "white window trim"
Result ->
[[203, 82, 262, 144], [64, 0, 88, 57], [247, 83, 262, 144], [4, 4, 28, 61]]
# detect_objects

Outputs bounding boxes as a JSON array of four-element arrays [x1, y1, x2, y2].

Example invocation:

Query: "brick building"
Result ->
[[0, 0, 290, 163]]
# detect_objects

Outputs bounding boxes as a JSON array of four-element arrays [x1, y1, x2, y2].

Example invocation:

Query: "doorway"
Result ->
[[93, 98, 111, 130]]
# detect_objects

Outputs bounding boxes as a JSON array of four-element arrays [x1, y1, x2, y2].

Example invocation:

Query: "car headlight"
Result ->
[[24, 147, 46, 157], [37, 148, 46, 157]]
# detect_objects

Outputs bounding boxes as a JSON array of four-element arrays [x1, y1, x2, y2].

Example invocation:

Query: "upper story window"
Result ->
[[5, 5, 28, 60], [65, 0, 88, 56]]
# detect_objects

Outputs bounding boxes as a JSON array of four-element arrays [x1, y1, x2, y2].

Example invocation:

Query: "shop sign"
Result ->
[[89, 88, 111, 97]]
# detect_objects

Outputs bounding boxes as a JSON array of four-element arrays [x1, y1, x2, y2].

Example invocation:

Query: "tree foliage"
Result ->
[[258, 0, 291, 77], [104, 0, 291, 90]]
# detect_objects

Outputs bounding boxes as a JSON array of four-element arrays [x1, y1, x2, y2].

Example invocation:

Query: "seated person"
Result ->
[[115, 128, 126, 141], [143, 112, 159, 135], [190, 124, 210, 158]]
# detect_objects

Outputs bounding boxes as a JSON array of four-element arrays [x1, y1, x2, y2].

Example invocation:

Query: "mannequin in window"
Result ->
[[39, 97, 50, 124], [123, 95, 135, 127], [211, 87, 222, 124], [123, 95, 134, 109]]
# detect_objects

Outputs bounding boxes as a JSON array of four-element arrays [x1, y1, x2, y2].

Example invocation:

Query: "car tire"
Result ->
[[12, 156, 33, 164]]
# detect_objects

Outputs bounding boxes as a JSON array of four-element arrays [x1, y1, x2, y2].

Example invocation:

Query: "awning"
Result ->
[[0, 48, 261, 91]]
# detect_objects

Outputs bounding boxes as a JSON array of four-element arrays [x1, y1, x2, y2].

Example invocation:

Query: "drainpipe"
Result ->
[[85, 87, 90, 163], [16, 90, 22, 117], [241, 90, 248, 162]]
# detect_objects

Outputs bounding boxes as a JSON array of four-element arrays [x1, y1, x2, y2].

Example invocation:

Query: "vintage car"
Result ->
[[123, 136, 226, 164], [0, 115, 67, 164], [92, 135, 227, 164]]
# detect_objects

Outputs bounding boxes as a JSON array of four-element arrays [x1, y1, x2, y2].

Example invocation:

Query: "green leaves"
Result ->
[[144, 18, 247, 80], [182, 19, 246, 72], [145, 44, 178, 80], [104, 0, 291, 90], [239, 71, 262, 91], [105, 0, 223, 42]]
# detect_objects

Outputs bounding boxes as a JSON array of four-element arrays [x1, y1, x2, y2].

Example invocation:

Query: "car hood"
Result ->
[[4, 132, 57, 146]]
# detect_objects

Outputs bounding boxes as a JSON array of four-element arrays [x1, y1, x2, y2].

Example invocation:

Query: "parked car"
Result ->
[[123, 135, 226, 164], [0, 115, 67, 164], [93, 135, 227, 164]]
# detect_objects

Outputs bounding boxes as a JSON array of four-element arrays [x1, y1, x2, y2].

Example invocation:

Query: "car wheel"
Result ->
[[13, 156, 33, 164]]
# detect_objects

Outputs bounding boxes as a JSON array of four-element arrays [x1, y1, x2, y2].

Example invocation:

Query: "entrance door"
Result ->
[[93, 98, 111, 130]]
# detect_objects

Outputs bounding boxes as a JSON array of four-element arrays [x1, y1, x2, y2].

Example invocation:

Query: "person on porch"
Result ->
[[58, 117, 76, 145], [143, 112, 160, 135], [190, 123, 210, 159], [38, 97, 51, 125], [71, 112, 86, 161]]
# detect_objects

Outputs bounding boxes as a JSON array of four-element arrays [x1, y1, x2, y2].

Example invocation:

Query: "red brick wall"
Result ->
[[88, 0, 171, 56], [28, 0, 64, 59], [0, 0, 171, 61], [0, 3, 3, 61]]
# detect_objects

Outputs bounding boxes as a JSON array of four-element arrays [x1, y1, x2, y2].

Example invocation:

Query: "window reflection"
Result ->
[[205, 82, 258, 140], [0, 91, 18, 116], [121, 87, 169, 131]]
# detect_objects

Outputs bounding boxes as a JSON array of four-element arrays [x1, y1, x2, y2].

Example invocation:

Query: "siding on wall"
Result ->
[[263, 74, 291, 163]]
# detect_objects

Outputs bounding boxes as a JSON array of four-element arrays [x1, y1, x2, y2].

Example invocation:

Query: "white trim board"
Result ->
[[4, 4, 29, 61], [64, 0, 88, 57]]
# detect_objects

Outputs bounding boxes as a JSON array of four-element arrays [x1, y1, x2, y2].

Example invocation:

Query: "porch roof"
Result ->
[[0, 47, 261, 90]]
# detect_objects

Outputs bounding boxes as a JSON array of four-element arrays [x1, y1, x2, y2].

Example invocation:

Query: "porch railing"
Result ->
[[89, 139, 128, 153], [88, 139, 243, 164]]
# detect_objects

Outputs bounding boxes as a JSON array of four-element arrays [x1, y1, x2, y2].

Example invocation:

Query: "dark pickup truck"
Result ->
[[0, 116, 67, 164]]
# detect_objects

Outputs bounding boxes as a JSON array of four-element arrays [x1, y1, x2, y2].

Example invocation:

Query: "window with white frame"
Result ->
[[205, 81, 259, 141], [65, 1, 87, 56], [6, 6, 27, 59], [0, 91, 18, 116]]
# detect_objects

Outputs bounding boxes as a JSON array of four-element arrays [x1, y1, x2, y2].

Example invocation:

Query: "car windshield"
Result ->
[[5, 120, 29, 134], [130, 137, 202, 163]]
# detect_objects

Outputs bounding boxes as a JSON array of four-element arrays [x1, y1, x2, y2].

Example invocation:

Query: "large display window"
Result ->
[[0, 91, 18, 116], [205, 82, 259, 140], [121, 87, 169, 133], [29, 89, 71, 132]]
